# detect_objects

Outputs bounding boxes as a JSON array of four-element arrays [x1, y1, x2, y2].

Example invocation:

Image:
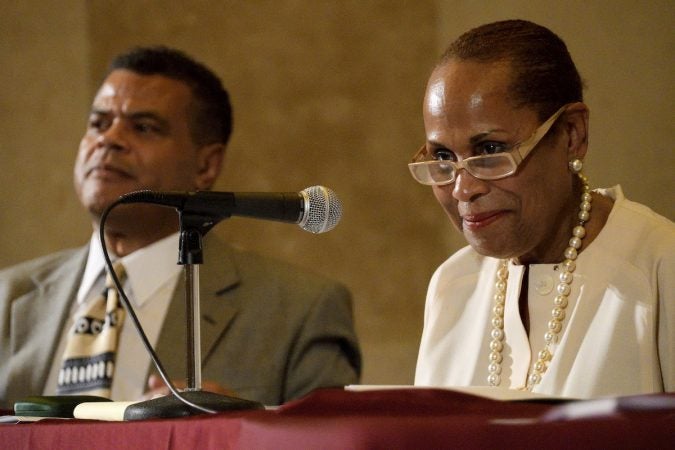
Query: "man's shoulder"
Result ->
[[232, 245, 347, 289], [197, 239, 354, 339], [205, 237, 349, 301], [0, 247, 85, 274], [0, 247, 87, 287]]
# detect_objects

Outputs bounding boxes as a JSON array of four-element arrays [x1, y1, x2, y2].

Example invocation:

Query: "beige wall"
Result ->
[[1, 1, 673, 386]]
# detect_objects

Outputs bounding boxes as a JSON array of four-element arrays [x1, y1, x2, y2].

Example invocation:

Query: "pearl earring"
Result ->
[[569, 159, 583, 174]]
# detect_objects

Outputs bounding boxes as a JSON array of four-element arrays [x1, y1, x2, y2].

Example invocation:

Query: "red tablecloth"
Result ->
[[1, 388, 673, 449]]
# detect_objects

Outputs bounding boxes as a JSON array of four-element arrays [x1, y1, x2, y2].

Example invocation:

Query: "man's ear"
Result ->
[[195, 143, 225, 190], [563, 102, 589, 162]]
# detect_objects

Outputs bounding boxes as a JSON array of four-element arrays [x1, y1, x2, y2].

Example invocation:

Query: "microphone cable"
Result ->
[[99, 196, 218, 415]]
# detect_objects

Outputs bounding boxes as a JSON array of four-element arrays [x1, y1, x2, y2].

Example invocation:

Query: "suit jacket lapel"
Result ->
[[198, 238, 241, 362], [7, 247, 88, 398], [154, 236, 240, 381]]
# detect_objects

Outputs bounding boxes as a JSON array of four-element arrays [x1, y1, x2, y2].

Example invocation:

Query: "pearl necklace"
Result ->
[[487, 166, 591, 390]]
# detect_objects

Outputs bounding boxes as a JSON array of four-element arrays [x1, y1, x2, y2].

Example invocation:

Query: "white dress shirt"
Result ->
[[44, 232, 183, 400], [415, 186, 675, 398]]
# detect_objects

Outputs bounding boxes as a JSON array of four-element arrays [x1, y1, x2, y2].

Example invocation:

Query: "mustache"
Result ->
[[81, 148, 134, 178], [84, 159, 134, 179]]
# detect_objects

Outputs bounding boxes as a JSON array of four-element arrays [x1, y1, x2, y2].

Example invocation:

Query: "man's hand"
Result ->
[[141, 374, 236, 400]]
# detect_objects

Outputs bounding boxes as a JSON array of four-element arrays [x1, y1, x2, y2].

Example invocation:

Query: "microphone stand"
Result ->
[[123, 213, 263, 420]]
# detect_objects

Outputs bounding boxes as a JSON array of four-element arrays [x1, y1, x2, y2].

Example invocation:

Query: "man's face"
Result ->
[[74, 69, 207, 218], [423, 60, 575, 263]]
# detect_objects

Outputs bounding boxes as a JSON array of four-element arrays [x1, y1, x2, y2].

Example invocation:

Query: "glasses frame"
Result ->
[[408, 104, 569, 186]]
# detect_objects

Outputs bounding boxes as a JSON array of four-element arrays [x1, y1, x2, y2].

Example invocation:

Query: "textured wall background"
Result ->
[[1, 0, 673, 386]]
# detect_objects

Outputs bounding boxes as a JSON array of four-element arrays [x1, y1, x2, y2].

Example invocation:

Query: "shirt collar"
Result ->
[[79, 232, 183, 307]]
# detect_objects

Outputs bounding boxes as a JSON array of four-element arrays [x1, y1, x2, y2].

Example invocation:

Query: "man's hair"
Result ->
[[108, 46, 232, 146], [440, 19, 584, 119]]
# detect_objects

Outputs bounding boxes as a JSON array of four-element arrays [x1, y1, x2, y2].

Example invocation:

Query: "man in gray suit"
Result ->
[[0, 46, 361, 409]]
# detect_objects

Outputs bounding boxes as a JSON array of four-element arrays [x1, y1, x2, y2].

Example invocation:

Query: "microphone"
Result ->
[[119, 185, 342, 234]]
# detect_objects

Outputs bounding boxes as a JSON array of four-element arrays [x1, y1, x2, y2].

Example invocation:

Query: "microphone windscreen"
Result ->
[[299, 186, 342, 234]]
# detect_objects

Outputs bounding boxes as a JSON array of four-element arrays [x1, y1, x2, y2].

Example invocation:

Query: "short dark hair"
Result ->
[[108, 46, 232, 146], [440, 19, 584, 119]]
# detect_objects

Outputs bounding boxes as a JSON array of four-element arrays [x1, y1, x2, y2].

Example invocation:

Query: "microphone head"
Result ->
[[298, 186, 342, 233]]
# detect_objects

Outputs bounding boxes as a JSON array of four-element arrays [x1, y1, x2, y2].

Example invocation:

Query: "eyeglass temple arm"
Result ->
[[411, 145, 427, 163], [512, 105, 568, 164]]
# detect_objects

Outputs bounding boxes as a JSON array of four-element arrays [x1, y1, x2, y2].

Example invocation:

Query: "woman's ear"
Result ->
[[195, 143, 225, 190], [563, 102, 590, 162]]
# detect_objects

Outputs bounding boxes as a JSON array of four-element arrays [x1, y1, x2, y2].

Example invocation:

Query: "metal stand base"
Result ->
[[123, 390, 263, 421]]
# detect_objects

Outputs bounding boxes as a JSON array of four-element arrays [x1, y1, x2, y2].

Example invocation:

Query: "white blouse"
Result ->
[[415, 186, 675, 398]]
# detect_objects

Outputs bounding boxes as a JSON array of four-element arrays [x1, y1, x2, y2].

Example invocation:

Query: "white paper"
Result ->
[[344, 385, 572, 401]]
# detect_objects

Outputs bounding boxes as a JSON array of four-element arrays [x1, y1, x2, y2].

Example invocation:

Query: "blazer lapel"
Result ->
[[7, 247, 88, 398], [154, 236, 240, 381], [198, 240, 241, 363]]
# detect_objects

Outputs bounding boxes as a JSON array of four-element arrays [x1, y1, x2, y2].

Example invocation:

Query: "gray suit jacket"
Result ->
[[0, 235, 361, 408]]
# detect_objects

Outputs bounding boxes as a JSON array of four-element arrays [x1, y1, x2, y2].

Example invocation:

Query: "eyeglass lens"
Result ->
[[409, 153, 518, 185]]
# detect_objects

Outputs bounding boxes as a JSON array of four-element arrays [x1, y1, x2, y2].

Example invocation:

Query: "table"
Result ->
[[1, 388, 673, 449]]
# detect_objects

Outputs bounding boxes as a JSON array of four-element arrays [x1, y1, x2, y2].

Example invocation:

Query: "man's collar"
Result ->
[[80, 232, 183, 306]]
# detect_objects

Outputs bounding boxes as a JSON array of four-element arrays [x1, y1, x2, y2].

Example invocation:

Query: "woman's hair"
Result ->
[[109, 46, 232, 147], [440, 19, 584, 119]]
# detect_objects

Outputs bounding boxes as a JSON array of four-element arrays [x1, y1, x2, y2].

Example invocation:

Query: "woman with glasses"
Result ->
[[413, 19, 674, 398]]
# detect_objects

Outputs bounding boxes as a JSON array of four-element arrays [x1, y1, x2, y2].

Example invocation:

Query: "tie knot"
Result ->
[[105, 261, 126, 288]]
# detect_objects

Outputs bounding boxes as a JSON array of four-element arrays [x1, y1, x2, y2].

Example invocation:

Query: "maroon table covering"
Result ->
[[1, 388, 673, 449]]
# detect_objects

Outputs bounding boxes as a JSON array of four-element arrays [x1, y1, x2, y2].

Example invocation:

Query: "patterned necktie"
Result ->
[[57, 262, 126, 398]]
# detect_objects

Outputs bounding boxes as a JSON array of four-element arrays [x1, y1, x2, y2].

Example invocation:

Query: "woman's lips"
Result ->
[[462, 210, 506, 230]]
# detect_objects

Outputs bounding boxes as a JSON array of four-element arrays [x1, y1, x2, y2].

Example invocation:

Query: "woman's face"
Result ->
[[423, 60, 578, 263]]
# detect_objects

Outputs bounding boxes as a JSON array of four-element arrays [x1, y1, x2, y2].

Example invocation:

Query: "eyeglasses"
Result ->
[[408, 104, 569, 186]]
